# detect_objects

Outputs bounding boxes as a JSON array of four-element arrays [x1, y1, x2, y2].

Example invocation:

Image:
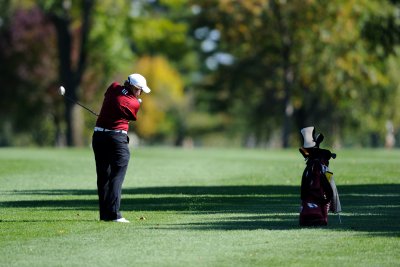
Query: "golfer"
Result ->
[[92, 73, 151, 223]]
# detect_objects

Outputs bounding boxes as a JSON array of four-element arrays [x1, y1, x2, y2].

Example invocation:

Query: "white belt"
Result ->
[[94, 126, 127, 135]]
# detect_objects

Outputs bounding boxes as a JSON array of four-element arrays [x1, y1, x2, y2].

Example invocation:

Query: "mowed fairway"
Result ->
[[0, 147, 399, 267]]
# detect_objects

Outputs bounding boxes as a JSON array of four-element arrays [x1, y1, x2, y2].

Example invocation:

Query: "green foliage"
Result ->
[[305, 0, 400, 144], [191, 0, 400, 147], [87, 0, 133, 81], [130, 18, 188, 58]]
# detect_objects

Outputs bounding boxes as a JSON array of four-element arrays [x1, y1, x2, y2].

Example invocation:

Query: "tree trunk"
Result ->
[[48, 0, 94, 146], [272, 0, 294, 148], [282, 66, 294, 148]]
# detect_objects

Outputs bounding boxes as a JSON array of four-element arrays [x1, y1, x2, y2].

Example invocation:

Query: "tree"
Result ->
[[132, 56, 186, 144], [0, 0, 193, 146], [39, 0, 95, 146], [0, 6, 59, 146], [125, 0, 197, 145], [190, 0, 309, 147], [294, 0, 399, 147], [189, 0, 400, 147]]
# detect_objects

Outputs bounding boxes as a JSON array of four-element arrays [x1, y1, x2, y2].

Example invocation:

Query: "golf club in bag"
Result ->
[[58, 86, 99, 117], [298, 126, 342, 226]]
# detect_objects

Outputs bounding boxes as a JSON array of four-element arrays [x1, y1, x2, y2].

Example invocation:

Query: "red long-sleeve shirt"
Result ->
[[95, 82, 140, 132]]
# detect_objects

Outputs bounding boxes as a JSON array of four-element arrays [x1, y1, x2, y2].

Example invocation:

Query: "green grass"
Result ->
[[0, 147, 399, 267]]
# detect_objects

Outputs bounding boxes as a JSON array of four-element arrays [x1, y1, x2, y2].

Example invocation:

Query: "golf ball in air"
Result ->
[[59, 86, 65, 96]]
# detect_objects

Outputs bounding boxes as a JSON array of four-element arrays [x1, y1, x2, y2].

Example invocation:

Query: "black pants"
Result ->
[[92, 131, 130, 220]]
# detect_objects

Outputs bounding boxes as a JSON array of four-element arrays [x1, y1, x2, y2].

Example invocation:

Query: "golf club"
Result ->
[[58, 86, 99, 117]]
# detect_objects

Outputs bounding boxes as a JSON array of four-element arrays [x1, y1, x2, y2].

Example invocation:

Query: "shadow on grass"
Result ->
[[1, 184, 399, 235]]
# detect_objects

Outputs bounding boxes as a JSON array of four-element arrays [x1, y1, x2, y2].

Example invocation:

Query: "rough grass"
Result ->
[[0, 147, 399, 267]]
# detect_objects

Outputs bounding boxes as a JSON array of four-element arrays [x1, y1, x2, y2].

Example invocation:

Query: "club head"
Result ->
[[59, 86, 66, 96]]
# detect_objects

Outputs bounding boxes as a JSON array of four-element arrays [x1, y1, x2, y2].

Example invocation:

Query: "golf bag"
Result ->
[[298, 127, 341, 226]]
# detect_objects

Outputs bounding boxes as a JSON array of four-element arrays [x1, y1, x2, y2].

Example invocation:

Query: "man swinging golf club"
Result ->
[[92, 73, 151, 223]]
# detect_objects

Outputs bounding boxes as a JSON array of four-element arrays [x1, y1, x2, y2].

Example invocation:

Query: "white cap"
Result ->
[[300, 126, 316, 148], [127, 73, 151, 93]]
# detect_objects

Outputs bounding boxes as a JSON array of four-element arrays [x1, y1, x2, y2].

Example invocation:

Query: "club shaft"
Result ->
[[64, 95, 98, 116]]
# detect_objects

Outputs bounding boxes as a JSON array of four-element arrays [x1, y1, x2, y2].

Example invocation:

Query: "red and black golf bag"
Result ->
[[298, 127, 341, 226]]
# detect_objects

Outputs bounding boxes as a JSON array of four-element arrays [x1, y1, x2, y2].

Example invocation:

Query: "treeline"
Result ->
[[0, 0, 399, 148]]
